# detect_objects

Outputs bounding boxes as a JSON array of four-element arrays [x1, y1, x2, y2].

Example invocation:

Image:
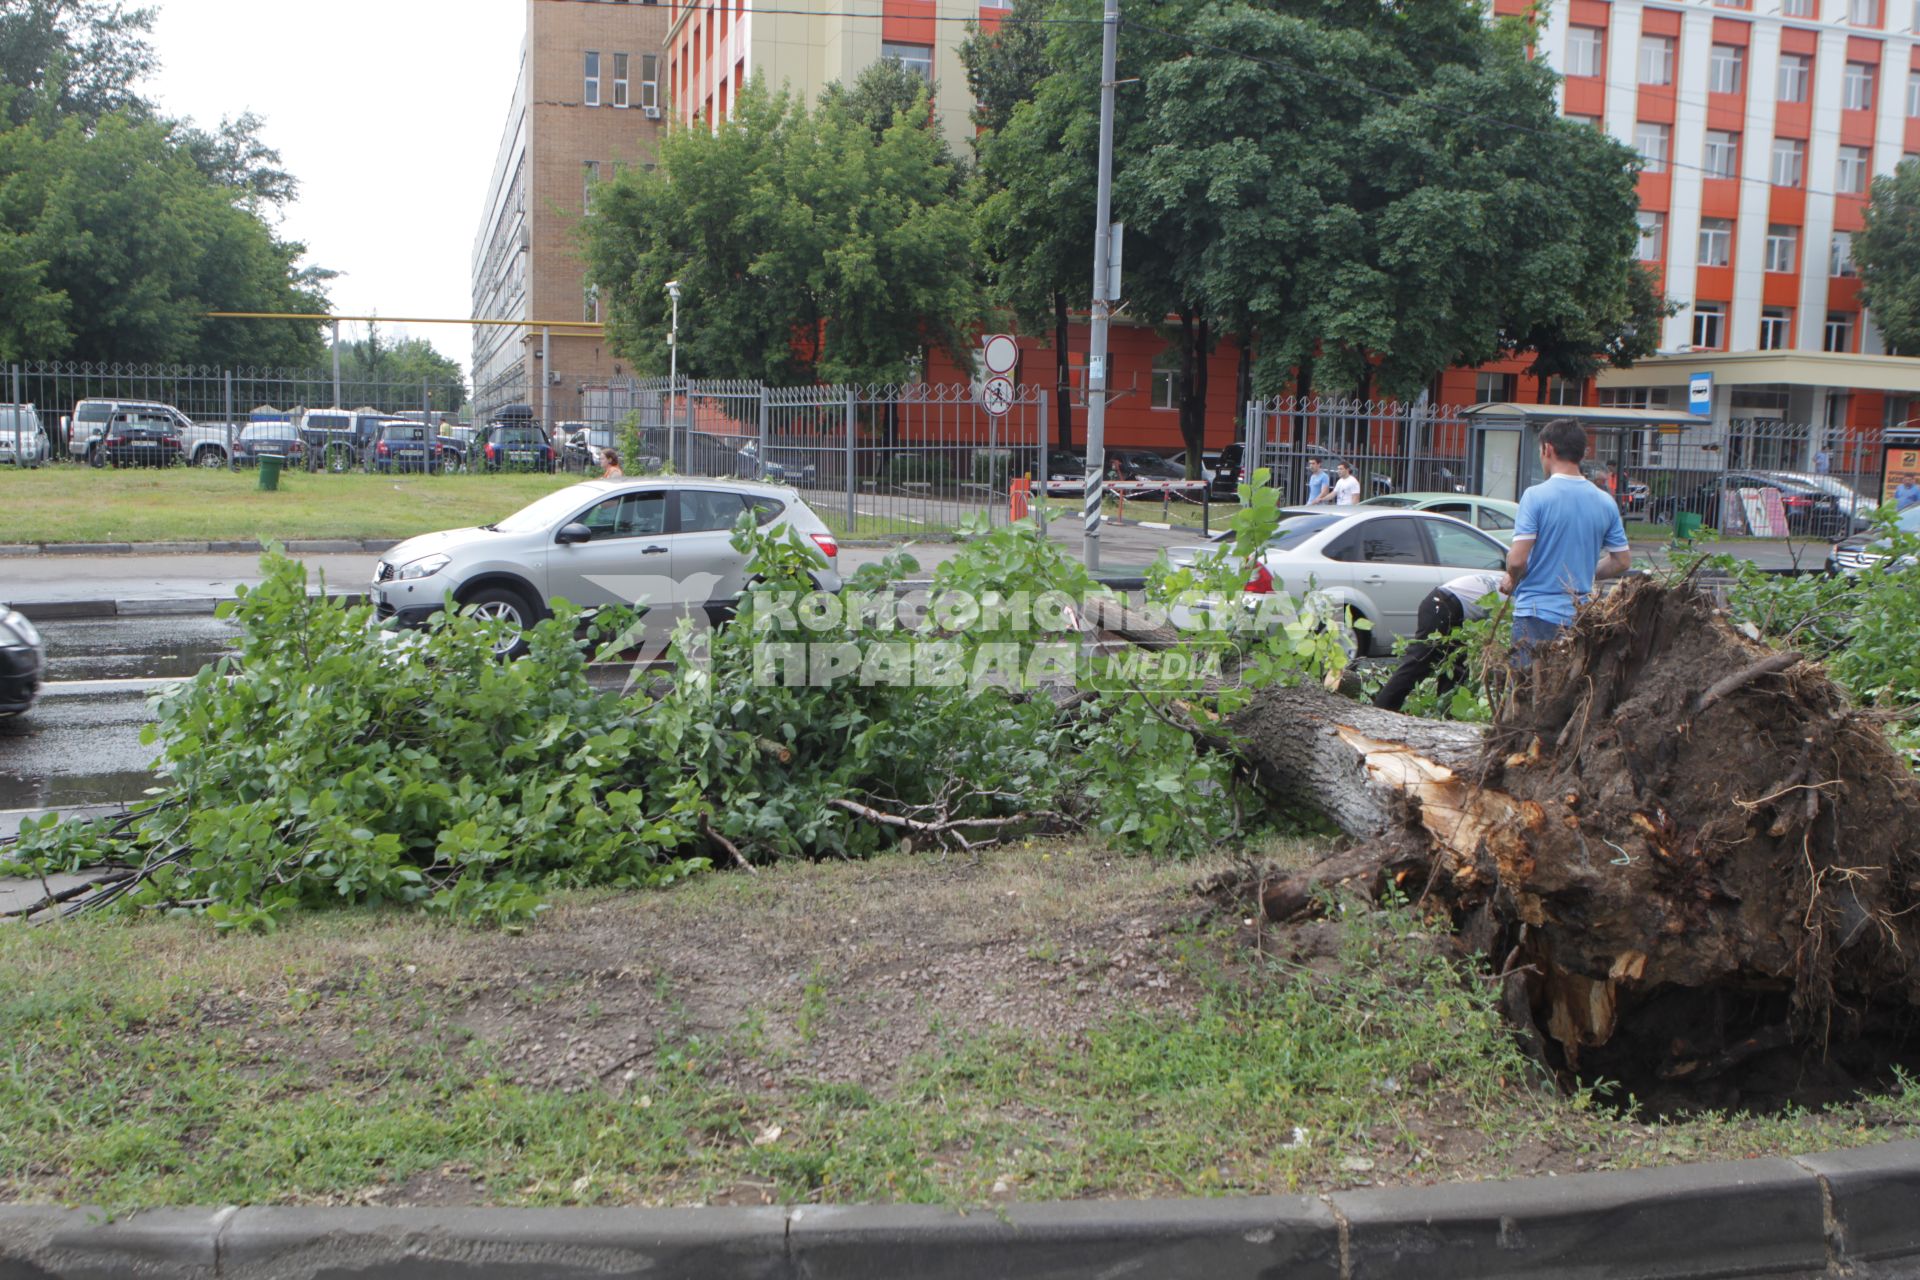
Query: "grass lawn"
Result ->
[[0, 469, 945, 545], [2, 841, 1913, 1211]]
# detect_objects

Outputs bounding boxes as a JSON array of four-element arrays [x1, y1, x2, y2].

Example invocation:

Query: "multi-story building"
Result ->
[[663, 0, 997, 154], [472, 0, 670, 418], [1510, 0, 1920, 448]]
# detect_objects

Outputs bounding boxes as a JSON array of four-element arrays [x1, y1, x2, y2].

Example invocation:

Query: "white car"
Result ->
[[0, 604, 44, 717], [1166, 507, 1510, 655], [372, 478, 843, 653], [0, 405, 49, 468]]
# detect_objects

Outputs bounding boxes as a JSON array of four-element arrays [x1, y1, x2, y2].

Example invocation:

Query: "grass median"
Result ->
[[2, 841, 1913, 1210], [0, 468, 940, 545]]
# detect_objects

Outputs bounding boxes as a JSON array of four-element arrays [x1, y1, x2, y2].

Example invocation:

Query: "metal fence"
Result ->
[[1245, 396, 1473, 504]]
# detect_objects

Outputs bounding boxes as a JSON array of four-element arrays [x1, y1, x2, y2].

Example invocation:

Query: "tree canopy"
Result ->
[[1856, 158, 1920, 357], [0, 0, 327, 367], [582, 67, 977, 387], [327, 325, 468, 411]]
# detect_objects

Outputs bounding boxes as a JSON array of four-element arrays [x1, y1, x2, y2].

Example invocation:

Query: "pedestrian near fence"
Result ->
[[1505, 419, 1632, 663]]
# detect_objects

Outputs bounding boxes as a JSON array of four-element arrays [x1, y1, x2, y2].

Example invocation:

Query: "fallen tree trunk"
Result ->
[[1225, 578, 1920, 1091]]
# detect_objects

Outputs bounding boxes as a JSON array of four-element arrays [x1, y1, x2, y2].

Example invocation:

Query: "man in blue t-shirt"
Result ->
[[1505, 419, 1632, 662], [1896, 479, 1920, 510], [1305, 458, 1331, 505]]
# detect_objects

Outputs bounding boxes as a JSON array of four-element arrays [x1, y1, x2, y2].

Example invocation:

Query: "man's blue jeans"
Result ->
[[1510, 615, 1566, 669]]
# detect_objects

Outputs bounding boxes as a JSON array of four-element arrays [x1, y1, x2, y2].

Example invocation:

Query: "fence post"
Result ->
[[844, 386, 857, 535], [1036, 389, 1050, 534], [7, 364, 17, 462], [757, 384, 769, 481], [224, 369, 235, 468], [422, 378, 432, 470], [1243, 398, 1260, 487]]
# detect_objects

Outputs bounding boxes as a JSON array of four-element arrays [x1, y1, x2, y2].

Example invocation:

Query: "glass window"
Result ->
[[1704, 130, 1740, 178], [1475, 371, 1517, 402], [1850, 0, 1880, 23], [1634, 121, 1670, 172], [583, 160, 600, 214], [1832, 230, 1857, 276], [1778, 54, 1810, 103], [1693, 303, 1725, 348], [1151, 354, 1180, 410], [1837, 145, 1870, 193], [1354, 518, 1427, 565], [679, 490, 752, 532], [1760, 307, 1793, 349], [1699, 218, 1733, 266], [1478, 506, 1517, 533], [583, 283, 599, 323], [880, 41, 933, 80], [1636, 210, 1664, 261], [1426, 520, 1507, 570], [642, 53, 660, 109], [579, 491, 667, 539], [1565, 26, 1604, 77], [613, 53, 630, 107], [1908, 70, 1920, 117], [585, 51, 601, 106], [1267, 514, 1343, 552], [1709, 44, 1744, 95], [1427, 502, 1473, 521], [1771, 137, 1805, 187], [1826, 311, 1856, 351], [1783, 0, 1816, 11], [1843, 61, 1875, 110], [1638, 34, 1674, 86], [1764, 224, 1798, 272]]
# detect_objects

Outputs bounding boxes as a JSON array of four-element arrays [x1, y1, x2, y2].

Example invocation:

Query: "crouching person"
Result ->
[[1371, 571, 1507, 713]]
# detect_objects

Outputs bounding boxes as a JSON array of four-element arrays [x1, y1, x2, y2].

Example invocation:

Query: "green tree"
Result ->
[[327, 325, 468, 411], [1856, 158, 1920, 356], [0, 0, 155, 127], [584, 69, 977, 387]]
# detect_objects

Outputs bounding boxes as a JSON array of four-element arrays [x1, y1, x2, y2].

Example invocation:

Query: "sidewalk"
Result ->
[[0, 522, 1193, 617]]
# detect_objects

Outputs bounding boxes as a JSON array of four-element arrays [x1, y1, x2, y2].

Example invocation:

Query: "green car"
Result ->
[[1361, 492, 1521, 544]]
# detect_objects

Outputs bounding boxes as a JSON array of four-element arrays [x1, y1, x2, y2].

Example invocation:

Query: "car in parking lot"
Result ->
[[1166, 507, 1511, 655], [372, 420, 442, 473], [298, 408, 388, 472], [1361, 492, 1521, 543], [1827, 504, 1920, 574], [1, 404, 49, 468], [477, 422, 557, 472], [0, 604, 45, 717], [97, 408, 186, 467], [68, 398, 194, 465], [1657, 471, 1851, 538], [232, 422, 308, 467], [371, 477, 842, 655]]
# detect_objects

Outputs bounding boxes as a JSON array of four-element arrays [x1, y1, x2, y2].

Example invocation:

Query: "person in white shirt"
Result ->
[[1372, 571, 1506, 712], [1331, 463, 1361, 506]]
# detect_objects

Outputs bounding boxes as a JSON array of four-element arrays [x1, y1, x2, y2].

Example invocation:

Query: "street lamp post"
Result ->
[[665, 279, 681, 470]]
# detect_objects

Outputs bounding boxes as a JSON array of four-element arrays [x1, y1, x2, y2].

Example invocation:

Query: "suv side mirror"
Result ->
[[556, 522, 593, 545]]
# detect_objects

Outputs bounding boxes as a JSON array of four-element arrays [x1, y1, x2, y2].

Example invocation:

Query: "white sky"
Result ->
[[146, 0, 526, 374]]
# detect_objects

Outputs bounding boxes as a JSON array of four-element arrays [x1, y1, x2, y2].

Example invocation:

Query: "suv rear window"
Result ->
[[382, 425, 427, 441], [492, 427, 545, 445]]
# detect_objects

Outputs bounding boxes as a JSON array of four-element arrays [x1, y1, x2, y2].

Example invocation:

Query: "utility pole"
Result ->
[[1082, 0, 1120, 571], [330, 320, 342, 408]]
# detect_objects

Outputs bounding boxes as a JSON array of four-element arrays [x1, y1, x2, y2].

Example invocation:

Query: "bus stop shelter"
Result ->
[[1461, 403, 1712, 503]]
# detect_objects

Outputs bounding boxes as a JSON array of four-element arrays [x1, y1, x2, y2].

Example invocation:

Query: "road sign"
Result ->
[[1689, 373, 1713, 416], [980, 376, 1014, 417], [982, 334, 1019, 376]]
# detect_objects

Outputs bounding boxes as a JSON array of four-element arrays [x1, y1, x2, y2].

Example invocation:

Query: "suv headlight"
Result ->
[[396, 553, 451, 581], [0, 608, 40, 649]]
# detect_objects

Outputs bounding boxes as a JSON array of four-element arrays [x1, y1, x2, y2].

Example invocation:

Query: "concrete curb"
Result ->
[[0, 1144, 1913, 1278], [12, 593, 365, 623], [0, 539, 401, 557]]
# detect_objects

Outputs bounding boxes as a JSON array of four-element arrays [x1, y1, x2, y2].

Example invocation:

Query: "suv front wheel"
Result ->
[[460, 586, 537, 659]]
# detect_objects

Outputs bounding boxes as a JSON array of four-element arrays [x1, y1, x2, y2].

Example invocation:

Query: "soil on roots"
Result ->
[[1476, 577, 1920, 1114]]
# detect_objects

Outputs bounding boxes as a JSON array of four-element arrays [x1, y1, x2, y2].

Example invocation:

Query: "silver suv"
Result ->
[[372, 477, 843, 652], [68, 398, 195, 465]]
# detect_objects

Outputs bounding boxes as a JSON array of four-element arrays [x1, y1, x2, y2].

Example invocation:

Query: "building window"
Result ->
[[642, 54, 660, 110], [1849, 0, 1880, 23], [1783, 0, 1816, 13], [1565, 113, 1601, 127], [1693, 303, 1726, 349], [1151, 353, 1180, 409], [1842, 61, 1875, 110], [584, 283, 600, 324], [583, 160, 600, 214], [1636, 210, 1665, 261], [1764, 224, 1798, 272], [1826, 311, 1856, 351], [1547, 377, 1583, 405], [1760, 307, 1793, 350], [1709, 44, 1744, 95], [1908, 70, 1920, 117], [1565, 26, 1604, 77], [1599, 387, 1672, 410], [1638, 34, 1675, 85], [880, 41, 933, 80], [585, 51, 601, 106], [1704, 130, 1740, 178], [1476, 372, 1517, 403], [1837, 145, 1870, 193], [1777, 53, 1810, 103], [613, 53, 630, 107], [1634, 121, 1670, 171], [1832, 230, 1857, 276], [1771, 137, 1806, 187], [1699, 218, 1734, 266]]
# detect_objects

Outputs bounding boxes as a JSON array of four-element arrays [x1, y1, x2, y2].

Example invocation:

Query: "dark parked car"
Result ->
[[297, 408, 386, 473], [232, 422, 307, 467], [736, 439, 817, 485], [477, 423, 556, 472], [98, 409, 185, 468], [0, 604, 43, 718], [373, 421, 442, 474], [1104, 449, 1188, 482], [1658, 471, 1849, 538]]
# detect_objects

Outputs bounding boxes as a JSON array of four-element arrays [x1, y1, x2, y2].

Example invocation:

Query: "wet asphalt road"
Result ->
[[0, 615, 237, 836]]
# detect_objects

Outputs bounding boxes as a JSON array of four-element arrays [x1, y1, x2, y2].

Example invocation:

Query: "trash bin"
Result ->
[[259, 453, 283, 492], [1675, 511, 1702, 541]]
